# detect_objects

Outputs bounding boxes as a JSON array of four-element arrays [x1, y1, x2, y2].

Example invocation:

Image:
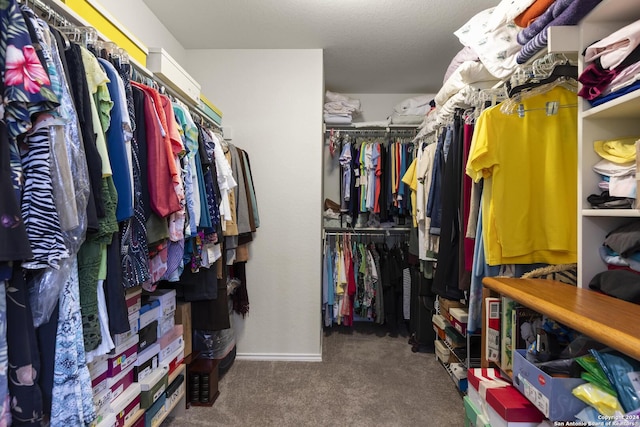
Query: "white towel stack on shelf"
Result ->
[[324, 91, 361, 124]]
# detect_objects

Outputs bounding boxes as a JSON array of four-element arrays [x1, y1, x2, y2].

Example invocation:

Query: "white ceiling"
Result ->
[[143, 0, 500, 94]]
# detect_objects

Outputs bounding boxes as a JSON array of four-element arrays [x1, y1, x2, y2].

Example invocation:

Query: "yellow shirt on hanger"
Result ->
[[466, 85, 578, 266]]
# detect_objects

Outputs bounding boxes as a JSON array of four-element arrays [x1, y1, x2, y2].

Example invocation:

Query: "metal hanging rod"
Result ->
[[324, 228, 411, 237]]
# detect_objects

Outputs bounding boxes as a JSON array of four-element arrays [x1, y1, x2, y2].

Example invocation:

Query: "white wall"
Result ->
[[323, 93, 434, 202], [96, 0, 188, 66], [186, 49, 324, 360]]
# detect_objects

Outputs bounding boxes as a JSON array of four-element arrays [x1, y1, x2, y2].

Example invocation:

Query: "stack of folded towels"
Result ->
[[324, 91, 361, 124]]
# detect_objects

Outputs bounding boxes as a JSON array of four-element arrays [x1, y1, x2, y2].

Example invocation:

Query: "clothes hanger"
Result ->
[[500, 78, 578, 116]]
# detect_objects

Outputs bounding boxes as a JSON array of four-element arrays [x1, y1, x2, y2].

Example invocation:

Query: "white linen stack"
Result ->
[[324, 91, 361, 124]]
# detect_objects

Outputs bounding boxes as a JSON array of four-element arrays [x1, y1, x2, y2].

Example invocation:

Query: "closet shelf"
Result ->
[[482, 277, 640, 361], [581, 89, 640, 119], [581, 208, 640, 217]]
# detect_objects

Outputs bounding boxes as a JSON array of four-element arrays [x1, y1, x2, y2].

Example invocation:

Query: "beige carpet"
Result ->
[[162, 324, 465, 426]]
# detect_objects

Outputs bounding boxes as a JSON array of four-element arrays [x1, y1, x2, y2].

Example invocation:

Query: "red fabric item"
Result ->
[[514, 0, 556, 27], [131, 82, 181, 217]]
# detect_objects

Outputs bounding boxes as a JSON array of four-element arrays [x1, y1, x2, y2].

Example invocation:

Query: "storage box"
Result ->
[[92, 387, 112, 421], [157, 313, 175, 338], [144, 392, 167, 427], [125, 288, 142, 317], [147, 289, 176, 318], [108, 334, 139, 377], [450, 307, 469, 336], [439, 297, 465, 323], [139, 300, 161, 330], [114, 313, 140, 348], [158, 325, 184, 361], [450, 362, 468, 393], [512, 349, 587, 421], [445, 326, 465, 349], [485, 386, 544, 427], [138, 320, 158, 353], [464, 395, 490, 427], [435, 340, 450, 364], [139, 366, 168, 409], [174, 302, 192, 357], [165, 374, 185, 412], [160, 336, 185, 366], [467, 368, 510, 421], [135, 343, 160, 382], [163, 345, 185, 377], [432, 314, 447, 341], [92, 368, 109, 396], [108, 364, 135, 403], [112, 382, 141, 427]]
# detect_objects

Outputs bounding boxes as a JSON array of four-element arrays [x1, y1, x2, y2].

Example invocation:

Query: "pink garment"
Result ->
[[601, 61, 640, 97], [585, 20, 640, 70]]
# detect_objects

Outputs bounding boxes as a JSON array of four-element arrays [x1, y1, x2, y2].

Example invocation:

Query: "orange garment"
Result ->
[[514, 0, 556, 28]]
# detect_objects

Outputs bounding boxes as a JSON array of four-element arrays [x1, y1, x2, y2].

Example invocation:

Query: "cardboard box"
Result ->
[[108, 335, 139, 378], [108, 364, 135, 403], [144, 393, 167, 427], [439, 297, 465, 323], [445, 326, 465, 349], [450, 307, 469, 336], [139, 300, 161, 330], [146, 289, 176, 318], [512, 349, 587, 421], [157, 313, 175, 338], [485, 297, 501, 364], [139, 366, 168, 409], [450, 362, 468, 393], [432, 314, 447, 341], [174, 302, 192, 357], [159, 335, 184, 363], [138, 320, 158, 353], [135, 343, 160, 382], [464, 395, 490, 427], [165, 374, 185, 412], [485, 385, 544, 427], [92, 411, 116, 427], [125, 288, 142, 317], [467, 368, 510, 421], [112, 382, 141, 427], [435, 339, 450, 364]]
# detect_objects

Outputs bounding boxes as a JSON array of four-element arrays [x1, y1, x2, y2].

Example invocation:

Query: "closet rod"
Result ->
[[324, 228, 411, 236]]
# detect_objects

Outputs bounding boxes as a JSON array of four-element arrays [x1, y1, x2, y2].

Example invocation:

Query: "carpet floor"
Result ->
[[161, 324, 465, 426]]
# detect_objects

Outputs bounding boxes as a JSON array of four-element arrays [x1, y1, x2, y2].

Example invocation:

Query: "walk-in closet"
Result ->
[[2, 0, 640, 426]]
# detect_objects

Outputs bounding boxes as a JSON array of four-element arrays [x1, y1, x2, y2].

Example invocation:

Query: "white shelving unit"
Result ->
[[577, 0, 640, 287]]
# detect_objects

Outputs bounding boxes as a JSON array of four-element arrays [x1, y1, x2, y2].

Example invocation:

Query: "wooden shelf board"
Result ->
[[155, 389, 186, 426], [482, 277, 640, 361]]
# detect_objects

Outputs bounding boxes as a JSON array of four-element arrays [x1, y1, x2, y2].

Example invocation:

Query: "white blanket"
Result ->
[[435, 61, 498, 107]]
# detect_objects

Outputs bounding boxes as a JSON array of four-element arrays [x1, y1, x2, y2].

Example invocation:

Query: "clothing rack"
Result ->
[[24, 0, 222, 132], [324, 228, 412, 237]]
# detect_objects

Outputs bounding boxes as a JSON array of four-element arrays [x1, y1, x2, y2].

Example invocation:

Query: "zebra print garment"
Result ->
[[21, 125, 69, 270]]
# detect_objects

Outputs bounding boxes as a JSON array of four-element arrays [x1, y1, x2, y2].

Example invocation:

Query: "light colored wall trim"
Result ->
[[236, 353, 323, 362]]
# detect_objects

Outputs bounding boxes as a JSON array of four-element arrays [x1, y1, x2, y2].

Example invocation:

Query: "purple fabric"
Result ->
[[517, 0, 574, 45], [578, 62, 619, 100], [516, 0, 603, 64]]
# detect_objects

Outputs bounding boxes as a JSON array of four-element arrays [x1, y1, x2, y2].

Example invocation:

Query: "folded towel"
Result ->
[[325, 91, 361, 112], [389, 113, 425, 125], [517, 0, 574, 46], [514, 0, 556, 28], [324, 113, 352, 125], [352, 120, 390, 128], [324, 100, 360, 115]]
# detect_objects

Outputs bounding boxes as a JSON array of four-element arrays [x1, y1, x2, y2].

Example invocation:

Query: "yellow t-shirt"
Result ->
[[401, 157, 418, 227], [466, 86, 578, 265]]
